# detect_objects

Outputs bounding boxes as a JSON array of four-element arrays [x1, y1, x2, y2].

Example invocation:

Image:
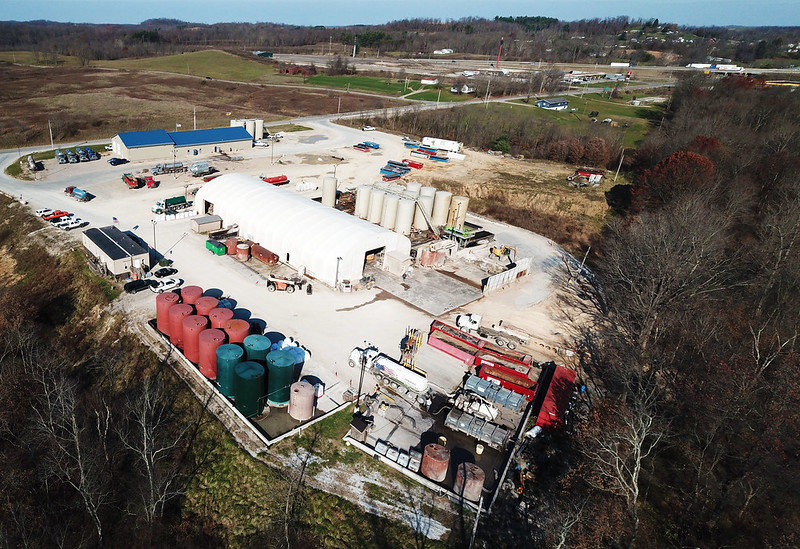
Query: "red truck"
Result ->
[[122, 173, 143, 189]]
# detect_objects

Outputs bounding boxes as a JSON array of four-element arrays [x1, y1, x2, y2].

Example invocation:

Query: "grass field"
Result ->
[[94, 50, 275, 82], [408, 88, 473, 102], [0, 51, 80, 66], [306, 74, 409, 95]]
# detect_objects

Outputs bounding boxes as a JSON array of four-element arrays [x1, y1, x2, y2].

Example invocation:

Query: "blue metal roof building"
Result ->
[[117, 129, 173, 148], [110, 126, 254, 162], [169, 126, 253, 147], [536, 97, 570, 110]]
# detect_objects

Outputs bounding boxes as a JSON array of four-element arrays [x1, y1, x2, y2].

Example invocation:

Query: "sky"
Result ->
[[4, 0, 800, 27]]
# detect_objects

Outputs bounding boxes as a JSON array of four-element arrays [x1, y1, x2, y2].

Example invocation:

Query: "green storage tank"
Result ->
[[216, 344, 244, 398], [244, 334, 271, 363], [234, 361, 265, 418], [266, 350, 295, 406]]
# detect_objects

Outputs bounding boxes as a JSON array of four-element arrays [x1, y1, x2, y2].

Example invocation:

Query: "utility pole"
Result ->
[[48, 120, 54, 151], [193, 106, 196, 131], [337, 96, 342, 119], [614, 148, 625, 182], [437, 88, 441, 107]]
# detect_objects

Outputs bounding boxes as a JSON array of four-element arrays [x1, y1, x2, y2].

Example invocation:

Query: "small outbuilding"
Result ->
[[536, 97, 570, 110], [82, 226, 150, 277]]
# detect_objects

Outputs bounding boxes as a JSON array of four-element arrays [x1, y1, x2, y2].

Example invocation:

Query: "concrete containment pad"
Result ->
[[371, 268, 483, 316]]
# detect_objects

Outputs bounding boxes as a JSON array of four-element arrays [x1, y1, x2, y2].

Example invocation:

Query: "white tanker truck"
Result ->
[[349, 346, 430, 404]]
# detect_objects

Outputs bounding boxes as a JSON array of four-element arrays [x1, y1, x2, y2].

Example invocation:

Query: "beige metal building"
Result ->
[[110, 127, 253, 162], [82, 226, 150, 278]]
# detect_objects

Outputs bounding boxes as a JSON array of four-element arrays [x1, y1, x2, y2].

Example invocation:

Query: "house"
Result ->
[[536, 97, 570, 111], [450, 84, 477, 94]]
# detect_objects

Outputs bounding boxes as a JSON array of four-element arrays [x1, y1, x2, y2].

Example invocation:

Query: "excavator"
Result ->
[[490, 245, 517, 262]]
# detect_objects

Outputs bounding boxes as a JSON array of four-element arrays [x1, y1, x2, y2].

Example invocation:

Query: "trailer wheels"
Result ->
[[348, 359, 356, 368], [495, 337, 507, 347], [267, 283, 276, 292], [286, 285, 295, 293], [506, 340, 518, 350]]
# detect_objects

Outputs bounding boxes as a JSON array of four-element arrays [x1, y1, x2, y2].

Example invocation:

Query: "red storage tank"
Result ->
[[209, 307, 235, 329], [226, 237, 238, 255], [251, 244, 279, 265], [453, 462, 485, 502], [155, 291, 180, 335], [181, 285, 203, 305], [198, 328, 226, 378], [182, 315, 209, 363], [421, 443, 450, 482], [168, 304, 194, 348], [236, 243, 250, 262], [419, 249, 434, 267], [224, 318, 251, 344], [195, 296, 219, 316]]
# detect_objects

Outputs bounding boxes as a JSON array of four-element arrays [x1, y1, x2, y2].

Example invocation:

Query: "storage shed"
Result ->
[[194, 174, 412, 287], [82, 226, 149, 277], [191, 215, 223, 233]]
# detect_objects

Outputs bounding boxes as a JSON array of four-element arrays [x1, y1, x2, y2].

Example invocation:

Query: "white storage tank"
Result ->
[[322, 177, 337, 207], [389, 184, 405, 194], [395, 198, 416, 236], [372, 181, 390, 192], [405, 181, 422, 196], [254, 119, 264, 140], [448, 195, 470, 230], [245, 119, 257, 139], [230, 119, 246, 128], [355, 186, 372, 219], [381, 193, 400, 229], [420, 185, 437, 198], [413, 195, 435, 230], [432, 190, 453, 226], [368, 190, 385, 224]]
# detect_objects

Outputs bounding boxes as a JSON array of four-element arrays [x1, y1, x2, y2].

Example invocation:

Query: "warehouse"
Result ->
[[82, 226, 150, 277], [194, 174, 412, 287], [109, 126, 253, 162]]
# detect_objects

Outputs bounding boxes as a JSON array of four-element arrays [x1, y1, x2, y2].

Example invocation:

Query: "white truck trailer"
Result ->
[[349, 347, 430, 403]]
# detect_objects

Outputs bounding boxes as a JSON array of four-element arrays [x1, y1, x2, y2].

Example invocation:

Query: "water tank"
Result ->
[[209, 307, 234, 329], [198, 328, 226, 379], [224, 318, 251, 344], [421, 443, 450, 482], [245, 119, 256, 139], [234, 361, 265, 418], [372, 181, 390, 192], [226, 237, 238, 255], [254, 119, 264, 141], [431, 190, 453, 226], [405, 181, 422, 196], [288, 381, 316, 421], [181, 286, 203, 306], [354, 186, 372, 219], [389, 184, 405, 194], [182, 315, 209, 363], [447, 195, 469, 230], [454, 463, 485, 502], [413, 195, 435, 230], [266, 350, 295, 406], [155, 291, 180, 335], [395, 198, 416, 236], [168, 304, 194, 348], [420, 185, 437, 198], [236, 243, 250, 262], [322, 177, 337, 207], [381, 193, 400, 229], [243, 334, 271, 363], [216, 344, 244, 398], [195, 296, 219, 316], [367, 190, 385, 224]]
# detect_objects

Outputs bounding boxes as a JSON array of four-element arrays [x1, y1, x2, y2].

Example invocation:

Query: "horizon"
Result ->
[[3, 0, 800, 28]]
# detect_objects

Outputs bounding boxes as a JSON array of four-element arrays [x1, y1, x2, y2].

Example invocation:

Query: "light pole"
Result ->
[[437, 87, 441, 108], [335, 256, 342, 290], [151, 219, 157, 264]]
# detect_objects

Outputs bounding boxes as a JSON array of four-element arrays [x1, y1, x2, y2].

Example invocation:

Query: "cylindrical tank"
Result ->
[[155, 291, 180, 335], [322, 176, 337, 208], [168, 304, 194, 348], [395, 198, 416, 236], [181, 285, 203, 305], [448, 195, 469, 230], [381, 193, 400, 230], [372, 181, 390, 192], [419, 249, 435, 267], [431, 190, 453, 226], [195, 296, 219, 316], [420, 185, 437, 198], [198, 328, 226, 379], [405, 181, 422, 196], [226, 237, 238, 255], [389, 184, 405, 194], [288, 381, 316, 421], [454, 463, 485, 502], [243, 334, 271, 363], [251, 244, 279, 265], [234, 361, 265, 418], [182, 315, 209, 363], [216, 344, 244, 398], [413, 195, 435, 230], [236, 243, 250, 262], [266, 350, 295, 406], [224, 318, 251, 344], [209, 307, 234, 329], [354, 185, 372, 219], [421, 443, 450, 482], [254, 119, 264, 141], [245, 119, 256, 139], [367, 190, 385, 224]]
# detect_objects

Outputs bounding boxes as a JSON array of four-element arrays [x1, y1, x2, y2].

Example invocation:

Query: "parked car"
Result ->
[[104, 144, 113, 151], [362, 125, 376, 131], [150, 277, 183, 293], [124, 279, 155, 294], [108, 157, 128, 166], [153, 267, 178, 278], [54, 215, 76, 228], [62, 218, 87, 231], [253, 140, 269, 147], [36, 208, 53, 217]]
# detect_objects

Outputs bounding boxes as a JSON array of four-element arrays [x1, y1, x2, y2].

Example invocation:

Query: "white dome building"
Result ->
[[193, 174, 411, 287]]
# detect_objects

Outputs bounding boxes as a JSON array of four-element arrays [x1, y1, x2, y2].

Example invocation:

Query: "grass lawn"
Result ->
[[306, 74, 408, 95], [0, 50, 80, 66], [94, 50, 275, 82], [408, 88, 473, 102]]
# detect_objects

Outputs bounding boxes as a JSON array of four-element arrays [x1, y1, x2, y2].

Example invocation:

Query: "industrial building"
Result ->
[[536, 97, 570, 110], [193, 174, 412, 287], [109, 126, 254, 162], [82, 225, 150, 277]]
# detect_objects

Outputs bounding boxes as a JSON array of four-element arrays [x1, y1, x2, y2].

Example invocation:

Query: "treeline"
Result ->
[[1, 17, 798, 66], [478, 75, 800, 547]]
